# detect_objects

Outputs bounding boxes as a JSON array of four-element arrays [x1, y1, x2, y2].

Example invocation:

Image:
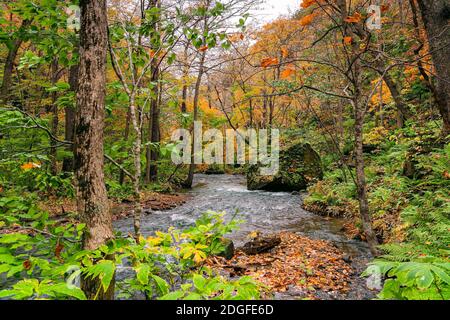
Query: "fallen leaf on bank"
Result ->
[[207, 232, 353, 299]]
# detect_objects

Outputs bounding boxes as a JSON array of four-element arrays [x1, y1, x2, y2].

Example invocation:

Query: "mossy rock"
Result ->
[[247, 142, 323, 192], [218, 238, 235, 260]]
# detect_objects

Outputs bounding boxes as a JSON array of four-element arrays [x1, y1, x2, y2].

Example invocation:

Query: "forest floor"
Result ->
[[37, 191, 190, 221]]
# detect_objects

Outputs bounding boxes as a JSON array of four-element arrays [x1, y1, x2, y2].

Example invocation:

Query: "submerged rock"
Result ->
[[247, 142, 323, 191]]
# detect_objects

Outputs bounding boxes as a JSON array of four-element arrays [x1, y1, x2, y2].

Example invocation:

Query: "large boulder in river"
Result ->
[[247, 142, 323, 191]]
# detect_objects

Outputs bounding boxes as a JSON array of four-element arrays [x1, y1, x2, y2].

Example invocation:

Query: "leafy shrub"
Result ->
[[364, 259, 450, 300], [0, 209, 260, 300]]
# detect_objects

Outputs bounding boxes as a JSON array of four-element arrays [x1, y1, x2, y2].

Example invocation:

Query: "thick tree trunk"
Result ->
[[74, 0, 114, 300], [1, 19, 32, 103], [416, 0, 450, 136], [62, 64, 78, 172]]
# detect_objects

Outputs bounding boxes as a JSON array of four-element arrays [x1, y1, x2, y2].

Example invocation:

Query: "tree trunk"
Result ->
[[62, 64, 78, 172], [118, 109, 131, 185], [354, 96, 380, 256], [146, 65, 160, 182], [185, 51, 206, 188], [74, 0, 114, 300], [416, 0, 450, 136], [1, 19, 32, 103], [50, 59, 59, 176], [336, 0, 379, 256], [180, 43, 190, 114], [129, 95, 143, 238]]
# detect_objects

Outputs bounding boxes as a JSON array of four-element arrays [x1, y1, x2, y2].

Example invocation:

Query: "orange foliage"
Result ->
[[343, 36, 353, 45], [301, 0, 316, 9], [261, 57, 279, 68], [20, 162, 41, 171], [299, 13, 315, 26], [281, 65, 296, 79], [344, 12, 362, 23]]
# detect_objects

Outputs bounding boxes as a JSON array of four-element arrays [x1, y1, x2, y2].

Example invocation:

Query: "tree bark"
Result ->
[[74, 0, 114, 300], [416, 0, 450, 136], [118, 109, 131, 185], [62, 64, 78, 172], [185, 50, 206, 188], [336, 0, 379, 256], [180, 43, 190, 114], [146, 64, 160, 182], [381, 72, 410, 128], [128, 95, 143, 238], [50, 59, 59, 176], [1, 19, 32, 104]]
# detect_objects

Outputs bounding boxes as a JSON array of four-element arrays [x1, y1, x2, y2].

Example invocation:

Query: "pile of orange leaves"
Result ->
[[207, 232, 353, 298]]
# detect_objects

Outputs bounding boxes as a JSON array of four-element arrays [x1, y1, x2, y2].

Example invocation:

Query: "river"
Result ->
[[114, 174, 377, 300]]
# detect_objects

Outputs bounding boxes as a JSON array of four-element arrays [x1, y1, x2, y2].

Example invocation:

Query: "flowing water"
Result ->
[[114, 174, 377, 300]]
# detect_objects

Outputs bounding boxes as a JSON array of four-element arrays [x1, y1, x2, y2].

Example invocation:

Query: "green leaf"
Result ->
[[135, 263, 150, 285], [159, 291, 184, 300], [49, 283, 87, 300], [183, 292, 202, 300], [192, 274, 206, 290], [414, 269, 434, 290], [152, 275, 169, 295], [430, 266, 450, 285], [85, 260, 115, 292]]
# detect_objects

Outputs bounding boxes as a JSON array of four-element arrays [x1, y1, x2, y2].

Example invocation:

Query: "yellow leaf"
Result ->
[[193, 251, 206, 263], [281, 47, 289, 58], [147, 236, 163, 246]]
